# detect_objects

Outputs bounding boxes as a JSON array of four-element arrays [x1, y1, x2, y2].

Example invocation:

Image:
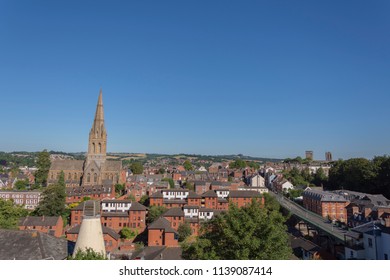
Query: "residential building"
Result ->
[[303, 189, 348, 222], [344, 221, 390, 260], [19, 216, 63, 238], [148, 217, 178, 247], [0, 190, 41, 209]]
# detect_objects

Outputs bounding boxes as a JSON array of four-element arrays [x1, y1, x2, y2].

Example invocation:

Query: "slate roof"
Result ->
[[211, 181, 230, 186], [202, 190, 218, 198], [0, 230, 71, 260], [351, 221, 382, 236], [66, 185, 112, 196], [130, 201, 147, 211], [303, 189, 347, 202], [102, 199, 133, 204], [228, 190, 262, 198], [150, 191, 163, 198], [199, 208, 214, 212], [289, 235, 321, 253], [187, 191, 201, 198], [194, 181, 207, 185], [104, 160, 122, 171], [50, 159, 84, 171], [19, 216, 61, 227], [67, 224, 120, 240], [163, 208, 184, 217], [148, 217, 177, 234], [183, 205, 199, 210], [131, 246, 182, 260]]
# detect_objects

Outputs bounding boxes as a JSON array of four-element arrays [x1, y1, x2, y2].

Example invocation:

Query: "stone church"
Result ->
[[48, 90, 123, 189]]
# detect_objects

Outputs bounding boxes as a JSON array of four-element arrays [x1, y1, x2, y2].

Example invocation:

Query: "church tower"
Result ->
[[83, 89, 107, 185]]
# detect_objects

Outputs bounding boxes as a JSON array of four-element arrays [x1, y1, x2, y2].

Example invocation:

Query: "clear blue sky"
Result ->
[[0, 1, 389, 160]]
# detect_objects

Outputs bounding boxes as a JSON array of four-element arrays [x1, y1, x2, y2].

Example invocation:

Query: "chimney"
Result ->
[[385, 217, 390, 228]]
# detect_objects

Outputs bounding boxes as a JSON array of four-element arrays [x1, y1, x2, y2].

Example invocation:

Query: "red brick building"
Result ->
[[66, 185, 115, 204], [19, 216, 63, 238], [70, 199, 147, 233], [149, 189, 201, 209], [148, 217, 178, 247], [303, 189, 349, 222]]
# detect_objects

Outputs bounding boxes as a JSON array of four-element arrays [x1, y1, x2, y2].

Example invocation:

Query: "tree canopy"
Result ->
[[183, 160, 193, 171], [327, 156, 390, 198], [147, 205, 168, 224], [34, 149, 51, 188], [15, 179, 29, 190], [130, 162, 144, 175], [0, 199, 28, 229], [120, 227, 138, 240], [33, 171, 66, 216], [181, 196, 292, 260], [229, 159, 247, 169], [68, 248, 107, 260], [178, 222, 192, 242]]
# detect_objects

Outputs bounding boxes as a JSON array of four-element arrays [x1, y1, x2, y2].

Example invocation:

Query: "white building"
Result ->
[[249, 174, 265, 187], [345, 221, 390, 260]]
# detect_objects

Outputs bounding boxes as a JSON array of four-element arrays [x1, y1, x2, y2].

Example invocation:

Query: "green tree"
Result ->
[[14, 179, 29, 190], [34, 149, 51, 188], [147, 205, 168, 224], [158, 167, 166, 174], [178, 222, 192, 242], [288, 188, 303, 200], [130, 162, 144, 175], [183, 160, 193, 171], [127, 194, 136, 201], [229, 159, 247, 169], [181, 198, 292, 260], [313, 167, 327, 186], [115, 183, 125, 196], [68, 248, 107, 260], [0, 199, 28, 229], [139, 194, 149, 206], [184, 181, 194, 191], [120, 227, 138, 239], [328, 158, 376, 192], [34, 171, 66, 216], [247, 161, 260, 170], [283, 167, 308, 186]]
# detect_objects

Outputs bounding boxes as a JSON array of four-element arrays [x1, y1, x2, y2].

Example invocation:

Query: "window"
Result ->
[[385, 254, 388, 260], [368, 238, 373, 248]]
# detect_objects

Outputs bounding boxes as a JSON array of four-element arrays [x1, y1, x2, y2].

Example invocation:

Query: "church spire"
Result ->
[[85, 89, 108, 182], [93, 88, 105, 128]]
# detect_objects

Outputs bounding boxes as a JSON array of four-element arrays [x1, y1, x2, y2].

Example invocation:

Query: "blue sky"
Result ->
[[0, 1, 389, 160]]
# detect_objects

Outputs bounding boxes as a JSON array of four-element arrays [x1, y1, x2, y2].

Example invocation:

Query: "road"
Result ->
[[269, 192, 346, 242]]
